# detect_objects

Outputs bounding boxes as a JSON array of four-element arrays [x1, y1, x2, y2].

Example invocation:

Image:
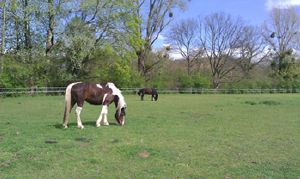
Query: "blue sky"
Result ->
[[177, 0, 300, 24], [154, 0, 300, 49]]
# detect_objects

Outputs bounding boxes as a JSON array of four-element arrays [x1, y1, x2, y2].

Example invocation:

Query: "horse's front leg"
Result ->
[[141, 94, 144, 101], [75, 106, 84, 129], [96, 105, 109, 127]]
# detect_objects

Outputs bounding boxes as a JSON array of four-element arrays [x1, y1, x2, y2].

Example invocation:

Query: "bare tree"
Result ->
[[237, 25, 271, 76], [262, 7, 300, 76], [136, 0, 188, 75], [198, 12, 244, 88], [167, 18, 200, 76]]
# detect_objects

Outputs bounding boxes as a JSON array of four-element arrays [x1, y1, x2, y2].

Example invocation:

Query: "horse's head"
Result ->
[[115, 105, 126, 126], [106, 82, 127, 126], [114, 94, 126, 126]]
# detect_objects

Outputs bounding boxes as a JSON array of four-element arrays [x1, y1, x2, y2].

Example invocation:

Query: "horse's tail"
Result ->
[[63, 83, 76, 128]]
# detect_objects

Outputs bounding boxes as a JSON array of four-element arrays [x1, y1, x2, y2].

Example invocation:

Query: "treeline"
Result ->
[[0, 0, 299, 89]]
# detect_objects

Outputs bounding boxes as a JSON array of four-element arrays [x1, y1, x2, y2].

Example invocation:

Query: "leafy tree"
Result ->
[[80, 45, 132, 86], [0, 55, 32, 87], [64, 17, 96, 76]]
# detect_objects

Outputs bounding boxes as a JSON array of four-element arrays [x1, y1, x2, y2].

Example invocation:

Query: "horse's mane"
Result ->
[[107, 82, 126, 110]]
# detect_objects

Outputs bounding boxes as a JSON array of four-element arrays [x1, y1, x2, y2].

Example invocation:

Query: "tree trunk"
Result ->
[[10, 0, 20, 50], [46, 0, 55, 55], [0, 0, 6, 73], [24, 0, 32, 50], [136, 49, 145, 74], [187, 56, 191, 76], [1, 0, 6, 54]]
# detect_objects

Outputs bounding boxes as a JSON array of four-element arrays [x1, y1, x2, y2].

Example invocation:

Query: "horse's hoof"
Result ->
[[96, 124, 101, 128], [63, 125, 68, 129], [77, 125, 84, 129], [103, 122, 109, 126]]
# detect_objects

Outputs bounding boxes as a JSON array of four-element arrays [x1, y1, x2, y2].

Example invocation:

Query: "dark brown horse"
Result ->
[[137, 88, 158, 101], [63, 82, 126, 129]]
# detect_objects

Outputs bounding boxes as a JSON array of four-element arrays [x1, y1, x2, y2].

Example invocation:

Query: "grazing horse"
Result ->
[[63, 82, 126, 129], [137, 88, 158, 101]]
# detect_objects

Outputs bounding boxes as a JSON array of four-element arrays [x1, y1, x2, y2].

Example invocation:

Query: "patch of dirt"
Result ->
[[138, 150, 150, 158]]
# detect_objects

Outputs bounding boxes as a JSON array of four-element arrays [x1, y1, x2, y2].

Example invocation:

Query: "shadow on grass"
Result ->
[[244, 100, 281, 106], [53, 121, 118, 129]]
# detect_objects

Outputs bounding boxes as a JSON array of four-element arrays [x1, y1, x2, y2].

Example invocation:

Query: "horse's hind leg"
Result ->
[[63, 98, 76, 128]]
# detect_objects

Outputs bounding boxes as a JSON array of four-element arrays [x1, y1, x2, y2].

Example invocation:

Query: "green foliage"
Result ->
[[175, 72, 211, 88], [271, 50, 297, 79], [64, 17, 96, 76], [0, 55, 32, 87], [80, 45, 132, 86]]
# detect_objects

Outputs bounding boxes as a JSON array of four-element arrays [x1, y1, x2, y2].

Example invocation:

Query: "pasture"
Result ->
[[0, 94, 299, 178]]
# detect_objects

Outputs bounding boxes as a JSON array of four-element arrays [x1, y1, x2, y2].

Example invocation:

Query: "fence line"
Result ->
[[1, 87, 300, 96]]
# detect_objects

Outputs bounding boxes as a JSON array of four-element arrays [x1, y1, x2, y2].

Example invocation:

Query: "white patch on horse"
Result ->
[[96, 105, 109, 127], [75, 106, 84, 129], [63, 82, 82, 128], [102, 93, 108, 104], [96, 84, 102, 89], [65, 82, 81, 103], [101, 105, 108, 114], [106, 83, 126, 125], [107, 82, 126, 111]]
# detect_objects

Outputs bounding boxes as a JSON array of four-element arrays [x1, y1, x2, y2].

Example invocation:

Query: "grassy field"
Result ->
[[0, 94, 299, 178]]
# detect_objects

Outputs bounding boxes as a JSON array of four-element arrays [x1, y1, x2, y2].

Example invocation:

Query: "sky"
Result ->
[[154, 0, 300, 56]]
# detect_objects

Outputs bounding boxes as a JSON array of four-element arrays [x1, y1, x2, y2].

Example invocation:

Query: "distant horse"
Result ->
[[137, 88, 158, 101], [63, 82, 126, 129]]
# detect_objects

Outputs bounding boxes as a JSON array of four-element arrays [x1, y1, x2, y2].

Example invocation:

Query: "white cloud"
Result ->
[[157, 34, 165, 41], [169, 52, 183, 60], [162, 43, 183, 60], [266, 0, 300, 10]]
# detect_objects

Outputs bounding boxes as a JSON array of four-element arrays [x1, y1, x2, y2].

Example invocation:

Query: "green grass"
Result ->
[[0, 94, 299, 178]]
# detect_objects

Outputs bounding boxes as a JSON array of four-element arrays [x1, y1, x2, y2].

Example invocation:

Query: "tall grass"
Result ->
[[0, 94, 299, 178]]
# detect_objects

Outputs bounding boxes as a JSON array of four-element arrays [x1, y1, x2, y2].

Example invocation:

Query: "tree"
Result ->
[[23, 0, 32, 50], [135, 0, 188, 75], [167, 18, 200, 76], [64, 17, 96, 76], [46, 0, 57, 55], [262, 8, 300, 78], [8, 0, 21, 51], [198, 12, 244, 88], [237, 25, 271, 76], [1, 0, 6, 55]]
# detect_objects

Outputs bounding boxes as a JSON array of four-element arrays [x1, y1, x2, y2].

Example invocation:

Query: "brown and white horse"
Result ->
[[63, 82, 126, 129]]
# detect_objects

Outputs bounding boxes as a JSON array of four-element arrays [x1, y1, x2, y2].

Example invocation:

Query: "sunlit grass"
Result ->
[[0, 94, 299, 178]]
